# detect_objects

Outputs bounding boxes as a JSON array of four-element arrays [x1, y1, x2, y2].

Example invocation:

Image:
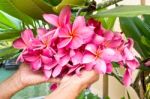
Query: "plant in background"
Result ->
[[0, 0, 150, 99]]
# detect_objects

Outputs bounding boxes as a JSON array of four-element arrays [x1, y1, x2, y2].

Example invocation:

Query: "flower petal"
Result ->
[[21, 29, 34, 46], [59, 6, 71, 26], [85, 44, 97, 54], [71, 51, 82, 65], [69, 37, 83, 49], [52, 65, 62, 77], [59, 55, 70, 66], [93, 34, 104, 45], [44, 70, 52, 78], [57, 38, 72, 48], [94, 59, 106, 74], [13, 38, 26, 49], [73, 16, 86, 30], [106, 63, 113, 73], [41, 55, 52, 64], [123, 69, 132, 87], [126, 59, 140, 70], [43, 14, 59, 27], [82, 53, 95, 63], [31, 59, 42, 70], [102, 48, 115, 61], [123, 48, 134, 60]]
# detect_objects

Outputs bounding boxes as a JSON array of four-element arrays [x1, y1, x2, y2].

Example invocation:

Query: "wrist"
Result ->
[[0, 71, 25, 99]]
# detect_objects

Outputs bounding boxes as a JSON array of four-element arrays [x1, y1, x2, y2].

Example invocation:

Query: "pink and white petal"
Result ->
[[37, 28, 47, 37], [126, 38, 134, 49], [21, 29, 34, 45], [69, 49, 76, 57], [104, 31, 114, 40], [106, 63, 113, 73], [31, 59, 42, 71], [57, 38, 72, 48], [123, 48, 134, 60], [58, 28, 70, 38], [85, 63, 95, 70], [69, 37, 84, 49], [76, 66, 84, 76], [44, 60, 57, 70], [94, 59, 106, 74], [67, 66, 78, 74], [23, 54, 39, 62], [82, 53, 95, 64], [93, 34, 104, 45], [59, 55, 70, 66], [78, 27, 94, 40], [123, 69, 132, 87], [126, 59, 140, 70], [110, 40, 122, 48], [52, 65, 63, 77], [102, 48, 115, 61], [43, 14, 59, 27], [41, 55, 52, 64], [59, 6, 71, 26], [73, 16, 86, 30], [71, 51, 82, 65], [44, 70, 52, 79], [85, 44, 97, 54], [13, 38, 26, 49]]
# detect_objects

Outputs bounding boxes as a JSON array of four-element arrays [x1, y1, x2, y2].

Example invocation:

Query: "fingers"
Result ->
[[80, 70, 99, 85]]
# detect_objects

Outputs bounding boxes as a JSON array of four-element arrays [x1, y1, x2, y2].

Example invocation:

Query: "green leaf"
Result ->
[[53, 0, 86, 13], [97, 17, 116, 30], [0, 11, 22, 30], [93, 5, 150, 17], [86, 93, 99, 99], [77, 91, 85, 99], [141, 36, 150, 47], [131, 17, 150, 38], [0, 28, 21, 40], [0, 0, 33, 25], [143, 15, 150, 27], [119, 17, 149, 58], [0, 47, 19, 58], [10, 0, 54, 19]]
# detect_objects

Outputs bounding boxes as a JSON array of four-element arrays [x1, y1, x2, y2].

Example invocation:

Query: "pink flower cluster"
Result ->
[[13, 6, 139, 86]]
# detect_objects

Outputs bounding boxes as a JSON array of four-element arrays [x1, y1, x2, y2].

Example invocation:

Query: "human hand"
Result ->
[[17, 63, 60, 87], [60, 70, 99, 90], [0, 63, 60, 99], [46, 70, 99, 99]]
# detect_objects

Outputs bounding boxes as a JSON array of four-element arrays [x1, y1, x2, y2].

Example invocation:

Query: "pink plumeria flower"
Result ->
[[57, 16, 94, 49], [82, 44, 115, 73], [43, 6, 71, 38], [13, 29, 34, 49]]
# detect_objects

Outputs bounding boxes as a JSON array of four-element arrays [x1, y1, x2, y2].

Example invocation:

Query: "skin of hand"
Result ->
[[0, 63, 60, 99], [45, 70, 99, 99]]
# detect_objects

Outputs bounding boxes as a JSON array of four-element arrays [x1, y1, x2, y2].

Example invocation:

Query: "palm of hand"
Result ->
[[18, 64, 60, 87]]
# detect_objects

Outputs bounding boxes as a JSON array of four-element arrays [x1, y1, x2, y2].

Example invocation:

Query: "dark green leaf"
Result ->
[[11, 0, 54, 19], [0, 29, 21, 40], [0, 47, 19, 58], [119, 17, 149, 58], [93, 5, 150, 17]]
